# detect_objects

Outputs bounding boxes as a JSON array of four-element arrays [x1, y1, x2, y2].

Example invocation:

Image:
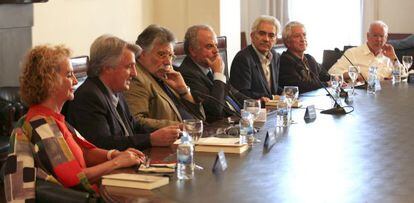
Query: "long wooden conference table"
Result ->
[[103, 81, 414, 203]]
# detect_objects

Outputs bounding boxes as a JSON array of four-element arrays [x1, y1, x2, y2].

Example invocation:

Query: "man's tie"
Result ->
[[206, 70, 240, 112], [207, 71, 214, 81], [225, 95, 241, 112], [116, 103, 131, 137]]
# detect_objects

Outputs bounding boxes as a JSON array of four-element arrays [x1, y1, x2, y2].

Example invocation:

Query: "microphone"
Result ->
[[192, 90, 242, 118], [334, 48, 367, 89], [309, 65, 347, 115]]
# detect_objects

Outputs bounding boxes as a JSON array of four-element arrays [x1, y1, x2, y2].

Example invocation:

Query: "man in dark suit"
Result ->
[[176, 25, 249, 123], [65, 34, 179, 151], [230, 15, 281, 102], [279, 21, 330, 93]]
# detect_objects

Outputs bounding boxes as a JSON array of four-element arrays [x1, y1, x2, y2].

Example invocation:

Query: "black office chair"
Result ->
[[322, 49, 343, 71], [173, 36, 230, 78]]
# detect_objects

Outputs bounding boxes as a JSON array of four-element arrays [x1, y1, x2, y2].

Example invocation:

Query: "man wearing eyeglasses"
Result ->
[[329, 20, 400, 81], [230, 15, 282, 102], [124, 24, 205, 130]]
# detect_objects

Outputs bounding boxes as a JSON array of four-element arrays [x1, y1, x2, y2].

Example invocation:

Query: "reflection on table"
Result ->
[[102, 81, 414, 203]]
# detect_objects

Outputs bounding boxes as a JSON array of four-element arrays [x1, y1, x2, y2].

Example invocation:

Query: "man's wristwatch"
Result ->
[[178, 86, 191, 97]]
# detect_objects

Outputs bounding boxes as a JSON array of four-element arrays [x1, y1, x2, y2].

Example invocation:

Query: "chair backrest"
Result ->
[[70, 56, 89, 89], [322, 49, 343, 71], [173, 36, 229, 77], [388, 33, 411, 40]]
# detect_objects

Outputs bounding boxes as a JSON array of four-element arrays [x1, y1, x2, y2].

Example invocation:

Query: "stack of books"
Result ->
[[102, 173, 169, 190], [195, 137, 249, 154]]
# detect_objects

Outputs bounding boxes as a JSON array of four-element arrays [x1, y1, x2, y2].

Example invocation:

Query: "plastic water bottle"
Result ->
[[177, 133, 194, 180], [367, 65, 378, 94], [239, 110, 254, 145], [392, 64, 402, 83]]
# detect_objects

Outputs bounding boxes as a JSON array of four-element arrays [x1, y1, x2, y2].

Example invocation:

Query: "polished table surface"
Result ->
[[104, 81, 414, 203]]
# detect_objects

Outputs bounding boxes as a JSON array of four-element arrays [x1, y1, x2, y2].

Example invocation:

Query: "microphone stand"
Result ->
[[318, 82, 347, 114], [192, 90, 242, 118], [334, 48, 367, 89], [308, 61, 347, 115]]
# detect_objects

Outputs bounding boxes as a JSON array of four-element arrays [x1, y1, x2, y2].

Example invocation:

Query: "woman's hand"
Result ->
[[111, 150, 145, 168], [112, 148, 144, 159]]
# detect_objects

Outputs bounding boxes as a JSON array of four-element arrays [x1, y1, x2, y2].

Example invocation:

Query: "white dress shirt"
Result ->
[[329, 43, 394, 80], [195, 61, 227, 83]]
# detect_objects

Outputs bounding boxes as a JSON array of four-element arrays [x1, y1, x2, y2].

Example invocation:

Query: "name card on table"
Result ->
[[212, 150, 227, 173], [263, 130, 277, 151], [304, 105, 316, 123]]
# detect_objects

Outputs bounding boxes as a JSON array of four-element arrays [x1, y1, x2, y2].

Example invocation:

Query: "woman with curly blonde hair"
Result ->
[[4, 44, 145, 202]]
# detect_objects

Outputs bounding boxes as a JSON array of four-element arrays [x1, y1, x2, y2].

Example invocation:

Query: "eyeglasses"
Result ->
[[155, 51, 176, 61]]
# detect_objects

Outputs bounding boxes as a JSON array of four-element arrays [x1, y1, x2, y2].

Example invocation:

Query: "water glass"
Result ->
[[243, 99, 261, 142], [243, 99, 261, 120], [402, 55, 413, 76], [282, 86, 299, 124], [330, 74, 343, 98], [183, 119, 203, 143], [348, 66, 359, 95]]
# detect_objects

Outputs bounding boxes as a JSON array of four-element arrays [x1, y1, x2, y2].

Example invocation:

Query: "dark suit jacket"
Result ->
[[65, 77, 151, 151], [230, 45, 280, 99], [279, 51, 330, 93], [176, 57, 249, 123]]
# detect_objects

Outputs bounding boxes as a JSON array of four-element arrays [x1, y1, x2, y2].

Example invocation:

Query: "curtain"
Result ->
[[268, 0, 290, 33], [240, 0, 289, 45], [361, 0, 379, 42]]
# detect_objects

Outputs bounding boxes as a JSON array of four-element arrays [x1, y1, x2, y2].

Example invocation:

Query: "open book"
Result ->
[[195, 137, 249, 154], [102, 173, 169, 190]]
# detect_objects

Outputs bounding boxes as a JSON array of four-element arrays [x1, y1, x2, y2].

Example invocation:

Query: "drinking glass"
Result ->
[[282, 86, 299, 124], [348, 66, 359, 95], [331, 74, 342, 94], [183, 119, 204, 170], [402, 56, 413, 77], [243, 99, 261, 142], [183, 119, 203, 144]]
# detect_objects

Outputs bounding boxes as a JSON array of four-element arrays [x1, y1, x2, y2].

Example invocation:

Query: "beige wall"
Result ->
[[153, 0, 221, 41], [378, 0, 414, 33], [33, 0, 153, 56], [153, 0, 240, 74]]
